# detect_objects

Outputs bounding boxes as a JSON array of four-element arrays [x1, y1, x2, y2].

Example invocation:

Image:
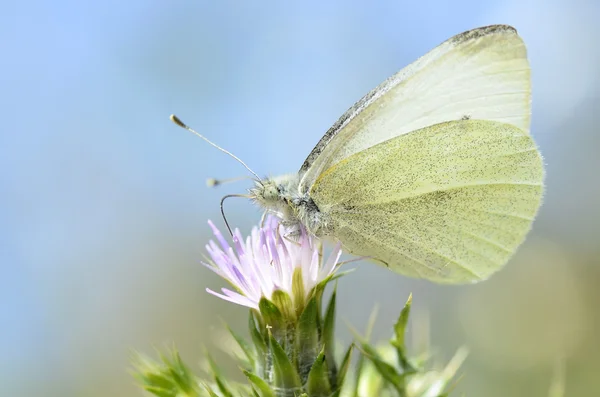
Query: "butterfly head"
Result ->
[[249, 174, 299, 215], [250, 179, 279, 206]]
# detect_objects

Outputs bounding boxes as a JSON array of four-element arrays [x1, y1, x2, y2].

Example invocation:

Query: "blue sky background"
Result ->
[[2, 1, 600, 396]]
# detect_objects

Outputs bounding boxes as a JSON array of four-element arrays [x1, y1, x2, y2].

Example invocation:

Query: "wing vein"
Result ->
[[334, 182, 542, 207], [339, 221, 436, 276], [342, 218, 483, 279]]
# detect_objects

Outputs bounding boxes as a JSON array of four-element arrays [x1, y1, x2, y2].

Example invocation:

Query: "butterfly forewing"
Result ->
[[299, 25, 531, 194]]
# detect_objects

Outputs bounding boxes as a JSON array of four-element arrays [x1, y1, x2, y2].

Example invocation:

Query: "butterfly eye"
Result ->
[[263, 184, 279, 201]]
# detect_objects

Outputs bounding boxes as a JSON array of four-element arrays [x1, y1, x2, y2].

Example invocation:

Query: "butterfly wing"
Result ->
[[299, 25, 531, 193], [309, 119, 544, 283]]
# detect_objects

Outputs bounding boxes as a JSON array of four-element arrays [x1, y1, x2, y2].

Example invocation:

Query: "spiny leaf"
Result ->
[[391, 293, 415, 372], [337, 343, 354, 388], [132, 355, 173, 390], [205, 350, 223, 378], [249, 311, 267, 357], [259, 297, 284, 329], [346, 305, 379, 397], [214, 376, 234, 397], [169, 350, 199, 393], [202, 382, 221, 397], [268, 330, 302, 390], [353, 332, 406, 395], [271, 289, 296, 323], [205, 351, 234, 397], [322, 286, 338, 387], [132, 349, 201, 397], [306, 348, 332, 397], [142, 385, 176, 397], [227, 323, 256, 369], [314, 269, 354, 292], [393, 293, 412, 347], [297, 296, 320, 382], [243, 370, 275, 397]]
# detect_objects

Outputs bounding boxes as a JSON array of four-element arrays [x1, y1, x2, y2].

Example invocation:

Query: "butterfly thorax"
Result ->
[[249, 175, 327, 236]]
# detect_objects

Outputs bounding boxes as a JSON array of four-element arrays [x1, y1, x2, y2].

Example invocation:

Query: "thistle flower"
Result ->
[[201, 216, 350, 396], [132, 217, 466, 397], [203, 215, 342, 314]]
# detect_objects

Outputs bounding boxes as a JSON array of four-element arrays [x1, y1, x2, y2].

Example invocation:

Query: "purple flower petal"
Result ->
[[203, 216, 342, 309], [208, 220, 231, 252], [206, 288, 258, 309]]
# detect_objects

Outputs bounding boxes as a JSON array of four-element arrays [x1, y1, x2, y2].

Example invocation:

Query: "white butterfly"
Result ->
[[174, 25, 544, 284]]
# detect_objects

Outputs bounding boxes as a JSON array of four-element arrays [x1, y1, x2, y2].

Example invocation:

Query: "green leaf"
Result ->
[[314, 269, 354, 293], [202, 382, 221, 397], [271, 289, 296, 323], [243, 370, 275, 397], [249, 312, 267, 378], [337, 343, 354, 388], [353, 332, 406, 395], [143, 385, 176, 397], [259, 297, 284, 328], [205, 352, 234, 397], [227, 323, 256, 369], [297, 296, 320, 382], [306, 348, 332, 397], [268, 330, 302, 390], [131, 348, 204, 397], [249, 312, 267, 355], [391, 293, 416, 372], [205, 350, 222, 378], [132, 357, 173, 390], [259, 297, 292, 346], [292, 267, 306, 315], [215, 377, 234, 397], [393, 293, 412, 347], [347, 305, 379, 397], [322, 286, 338, 387], [169, 350, 199, 394]]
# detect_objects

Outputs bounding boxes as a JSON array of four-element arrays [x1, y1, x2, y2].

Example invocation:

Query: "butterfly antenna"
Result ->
[[220, 194, 250, 236], [206, 176, 255, 188], [170, 114, 262, 184]]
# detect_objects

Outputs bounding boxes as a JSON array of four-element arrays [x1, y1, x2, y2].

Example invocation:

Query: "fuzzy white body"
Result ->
[[249, 174, 328, 237]]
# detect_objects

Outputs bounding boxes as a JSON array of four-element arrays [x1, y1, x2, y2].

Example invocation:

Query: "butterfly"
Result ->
[[173, 25, 544, 284]]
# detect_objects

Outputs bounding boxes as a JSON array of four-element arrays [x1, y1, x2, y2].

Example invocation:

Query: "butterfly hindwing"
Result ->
[[309, 119, 543, 283]]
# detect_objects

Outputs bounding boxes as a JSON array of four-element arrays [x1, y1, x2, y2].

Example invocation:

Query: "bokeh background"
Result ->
[[2, 0, 599, 396]]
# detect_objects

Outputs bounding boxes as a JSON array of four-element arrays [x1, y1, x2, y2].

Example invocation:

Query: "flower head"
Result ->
[[203, 215, 342, 311]]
